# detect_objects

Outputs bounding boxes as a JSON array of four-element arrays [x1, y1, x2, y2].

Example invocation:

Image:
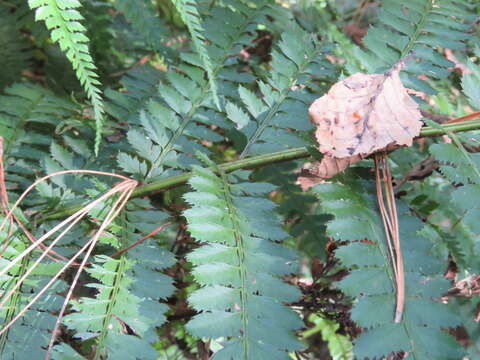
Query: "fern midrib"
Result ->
[[39, 117, 480, 221], [399, 0, 432, 59], [146, 6, 266, 179], [403, 320, 419, 360], [447, 131, 480, 183], [220, 170, 249, 359], [146, 95, 203, 179], [94, 214, 129, 360], [94, 255, 128, 360], [366, 203, 423, 358], [174, 0, 220, 109], [240, 45, 321, 158], [365, 217, 397, 302]]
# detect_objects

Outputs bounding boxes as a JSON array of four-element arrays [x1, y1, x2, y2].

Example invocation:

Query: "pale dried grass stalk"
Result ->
[[0, 166, 138, 357]]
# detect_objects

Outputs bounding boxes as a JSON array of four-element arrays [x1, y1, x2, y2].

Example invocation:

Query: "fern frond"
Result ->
[[236, 24, 335, 157], [429, 132, 480, 271], [172, 0, 220, 109], [0, 83, 83, 192], [113, 0, 168, 55], [357, 0, 476, 93], [27, 0, 105, 153], [59, 200, 175, 359], [313, 179, 464, 359], [184, 156, 303, 358], [118, 1, 274, 180], [105, 66, 164, 126], [429, 126, 480, 185], [0, 218, 66, 358]]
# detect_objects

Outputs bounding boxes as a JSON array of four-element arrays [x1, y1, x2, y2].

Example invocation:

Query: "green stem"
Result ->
[[419, 119, 480, 137], [94, 212, 129, 360], [37, 119, 480, 222]]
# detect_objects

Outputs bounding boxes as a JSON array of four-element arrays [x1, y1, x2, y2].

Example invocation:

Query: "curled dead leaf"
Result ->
[[297, 155, 362, 191], [299, 64, 423, 190]]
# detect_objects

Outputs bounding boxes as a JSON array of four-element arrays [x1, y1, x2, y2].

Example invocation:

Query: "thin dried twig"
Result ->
[[46, 183, 136, 359], [375, 155, 398, 281], [0, 167, 138, 357], [0, 181, 135, 312], [375, 153, 405, 323], [0, 180, 133, 279], [110, 221, 173, 259]]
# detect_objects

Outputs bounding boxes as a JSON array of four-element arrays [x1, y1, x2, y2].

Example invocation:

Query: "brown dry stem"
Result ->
[[375, 154, 405, 323]]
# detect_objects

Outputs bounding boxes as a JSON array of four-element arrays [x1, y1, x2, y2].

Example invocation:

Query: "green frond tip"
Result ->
[[171, 0, 221, 110], [28, 0, 105, 154]]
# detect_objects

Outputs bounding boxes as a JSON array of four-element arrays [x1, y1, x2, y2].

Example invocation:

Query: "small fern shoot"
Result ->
[[28, 0, 105, 153]]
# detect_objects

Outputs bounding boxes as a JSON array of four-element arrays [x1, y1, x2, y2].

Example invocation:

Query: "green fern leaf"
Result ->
[[51, 343, 84, 359], [0, 3, 33, 89], [429, 132, 480, 271], [0, 82, 87, 194], [118, 1, 276, 181], [60, 200, 175, 359], [313, 179, 464, 359], [357, 0, 476, 94], [184, 160, 303, 359], [104, 66, 163, 125], [113, 0, 168, 55], [172, 0, 220, 109], [462, 45, 480, 110], [0, 217, 66, 358], [27, 0, 105, 153], [236, 24, 335, 157]]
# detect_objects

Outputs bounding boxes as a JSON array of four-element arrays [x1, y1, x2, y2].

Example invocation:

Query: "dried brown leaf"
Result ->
[[298, 155, 362, 191], [310, 67, 422, 158], [299, 65, 423, 189]]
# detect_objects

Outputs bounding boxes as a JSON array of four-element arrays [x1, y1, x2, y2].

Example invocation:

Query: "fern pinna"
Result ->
[[355, 0, 476, 93], [28, 0, 104, 151], [113, 0, 168, 56], [45, 198, 175, 359], [184, 155, 302, 359], [429, 131, 480, 272], [233, 24, 334, 157], [0, 1, 33, 90], [117, 0, 279, 181], [0, 213, 66, 358]]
